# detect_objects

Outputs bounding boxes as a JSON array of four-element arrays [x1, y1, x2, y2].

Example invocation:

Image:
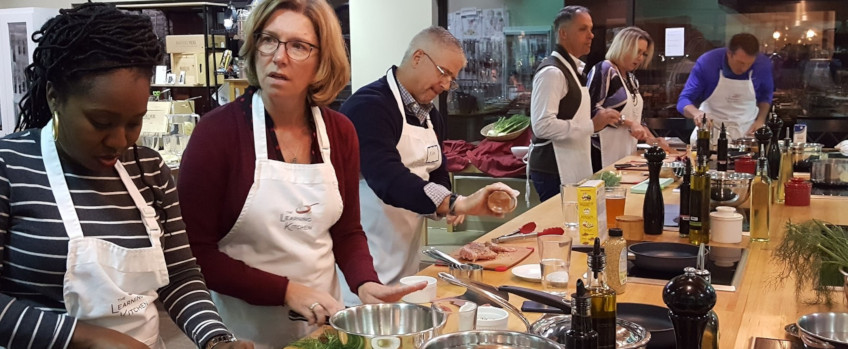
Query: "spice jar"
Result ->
[[784, 177, 811, 206], [733, 156, 756, 174]]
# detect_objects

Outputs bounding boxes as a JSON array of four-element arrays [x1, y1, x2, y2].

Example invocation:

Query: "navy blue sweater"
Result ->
[[340, 67, 451, 214]]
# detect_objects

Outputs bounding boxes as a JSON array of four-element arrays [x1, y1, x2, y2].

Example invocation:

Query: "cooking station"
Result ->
[[627, 245, 749, 292]]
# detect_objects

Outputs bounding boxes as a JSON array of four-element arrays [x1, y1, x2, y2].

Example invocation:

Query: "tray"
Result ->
[[450, 246, 534, 271]]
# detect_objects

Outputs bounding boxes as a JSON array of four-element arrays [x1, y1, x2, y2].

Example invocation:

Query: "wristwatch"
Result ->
[[448, 193, 459, 215], [204, 334, 237, 349]]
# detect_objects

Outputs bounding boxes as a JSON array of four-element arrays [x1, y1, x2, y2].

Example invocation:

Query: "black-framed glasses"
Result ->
[[255, 32, 319, 61], [421, 51, 459, 91]]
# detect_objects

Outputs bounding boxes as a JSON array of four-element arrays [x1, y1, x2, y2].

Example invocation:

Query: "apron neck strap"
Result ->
[[251, 90, 332, 162]]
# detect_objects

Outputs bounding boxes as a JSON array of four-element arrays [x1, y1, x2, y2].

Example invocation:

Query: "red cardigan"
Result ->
[[178, 89, 381, 306]]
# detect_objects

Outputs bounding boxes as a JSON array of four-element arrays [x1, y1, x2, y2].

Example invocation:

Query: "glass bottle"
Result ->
[[689, 115, 711, 246], [564, 279, 599, 349], [776, 130, 792, 204], [679, 157, 692, 238], [587, 238, 616, 349], [694, 268, 720, 349], [766, 105, 783, 180], [643, 145, 666, 235], [751, 126, 773, 242], [663, 268, 717, 349], [603, 228, 627, 295], [716, 123, 728, 172]]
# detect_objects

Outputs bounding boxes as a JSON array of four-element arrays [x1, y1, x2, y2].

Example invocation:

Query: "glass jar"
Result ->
[[784, 177, 811, 206]]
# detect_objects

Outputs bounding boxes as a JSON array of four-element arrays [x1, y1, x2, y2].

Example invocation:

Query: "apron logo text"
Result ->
[[280, 212, 313, 231], [111, 295, 149, 316]]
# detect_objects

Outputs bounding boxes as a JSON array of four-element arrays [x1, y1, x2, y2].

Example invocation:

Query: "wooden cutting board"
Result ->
[[449, 246, 535, 271]]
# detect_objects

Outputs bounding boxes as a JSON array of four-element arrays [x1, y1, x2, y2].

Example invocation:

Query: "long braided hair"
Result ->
[[17, 2, 164, 131]]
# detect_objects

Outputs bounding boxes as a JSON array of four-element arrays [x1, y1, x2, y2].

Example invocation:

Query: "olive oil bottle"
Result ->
[[689, 115, 711, 246], [775, 130, 793, 203], [587, 238, 616, 349], [751, 126, 773, 241], [564, 279, 599, 349]]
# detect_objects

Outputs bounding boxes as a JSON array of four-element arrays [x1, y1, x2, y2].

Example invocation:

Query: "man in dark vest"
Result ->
[[526, 6, 620, 202]]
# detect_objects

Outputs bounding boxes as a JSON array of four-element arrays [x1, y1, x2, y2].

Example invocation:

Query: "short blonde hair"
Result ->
[[240, 0, 349, 106], [606, 26, 654, 69]]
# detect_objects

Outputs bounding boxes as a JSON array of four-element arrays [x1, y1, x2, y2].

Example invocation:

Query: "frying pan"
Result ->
[[499, 285, 675, 349], [628, 242, 704, 274]]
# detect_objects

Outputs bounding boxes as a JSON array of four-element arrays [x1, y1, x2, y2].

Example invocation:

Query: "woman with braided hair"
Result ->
[[0, 3, 252, 349]]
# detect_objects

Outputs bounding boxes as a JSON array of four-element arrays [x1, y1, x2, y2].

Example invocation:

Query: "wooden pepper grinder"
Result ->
[[662, 267, 717, 349], [642, 145, 666, 235]]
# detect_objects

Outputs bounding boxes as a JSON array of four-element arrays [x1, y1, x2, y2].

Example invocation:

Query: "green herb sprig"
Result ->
[[289, 329, 365, 349], [772, 220, 848, 304]]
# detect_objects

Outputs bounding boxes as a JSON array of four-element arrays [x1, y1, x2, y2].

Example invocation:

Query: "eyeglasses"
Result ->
[[255, 32, 319, 61], [421, 51, 459, 91]]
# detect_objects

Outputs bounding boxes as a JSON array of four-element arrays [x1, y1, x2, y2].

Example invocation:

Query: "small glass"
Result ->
[[140, 133, 161, 151], [431, 298, 477, 335], [561, 183, 580, 240], [487, 190, 516, 214], [604, 187, 627, 229], [537, 234, 573, 296]]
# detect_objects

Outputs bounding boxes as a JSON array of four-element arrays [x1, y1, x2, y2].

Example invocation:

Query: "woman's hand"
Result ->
[[455, 183, 519, 218], [592, 108, 621, 132], [214, 340, 254, 349], [284, 281, 344, 326], [69, 321, 148, 349], [357, 281, 427, 304]]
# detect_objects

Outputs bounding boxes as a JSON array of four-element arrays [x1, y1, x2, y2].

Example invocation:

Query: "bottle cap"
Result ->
[[609, 228, 623, 237], [587, 237, 606, 274]]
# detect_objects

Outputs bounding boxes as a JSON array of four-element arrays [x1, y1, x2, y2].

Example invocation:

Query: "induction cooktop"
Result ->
[[626, 245, 749, 292]]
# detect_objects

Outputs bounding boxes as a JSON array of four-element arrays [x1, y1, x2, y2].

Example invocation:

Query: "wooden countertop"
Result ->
[[418, 157, 848, 348]]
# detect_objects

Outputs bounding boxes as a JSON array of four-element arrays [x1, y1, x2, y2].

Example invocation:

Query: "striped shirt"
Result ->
[[0, 130, 231, 348]]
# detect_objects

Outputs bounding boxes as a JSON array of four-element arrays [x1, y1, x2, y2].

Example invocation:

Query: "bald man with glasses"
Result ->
[[339, 26, 517, 306]]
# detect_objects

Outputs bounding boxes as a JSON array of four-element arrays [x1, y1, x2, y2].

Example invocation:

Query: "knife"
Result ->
[[491, 226, 563, 243]]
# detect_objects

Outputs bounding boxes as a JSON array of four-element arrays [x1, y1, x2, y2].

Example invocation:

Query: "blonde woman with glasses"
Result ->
[[178, 0, 424, 347], [587, 26, 669, 171]]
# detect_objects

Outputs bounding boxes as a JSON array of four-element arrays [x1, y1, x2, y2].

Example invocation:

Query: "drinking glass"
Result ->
[[431, 298, 477, 335], [561, 183, 580, 239], [140, 133, 161, 151], [537, 234, 573, 296], [605, 186, 627, 228]]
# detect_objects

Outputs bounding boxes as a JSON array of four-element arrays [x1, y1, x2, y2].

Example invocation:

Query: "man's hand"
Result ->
[[593, 108, 621, 132]]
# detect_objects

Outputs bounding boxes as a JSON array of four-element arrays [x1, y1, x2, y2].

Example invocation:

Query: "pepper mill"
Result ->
[[643, 145, 666, 235], [678, 157, 692, 238], [754, 126, 773, 159], [662, 268, 717, 349], [766, 106, 783, 180]]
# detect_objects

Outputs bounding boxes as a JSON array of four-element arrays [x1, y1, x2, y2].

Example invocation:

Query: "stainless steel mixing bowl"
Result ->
[[330, 303, 445, 348], [709, 170, 754, 208], [421, 330, 562, 349]]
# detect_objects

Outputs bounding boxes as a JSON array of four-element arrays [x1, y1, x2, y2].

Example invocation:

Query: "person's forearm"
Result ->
[[755, 102, 770, 125], [682, 104, 702, 119]]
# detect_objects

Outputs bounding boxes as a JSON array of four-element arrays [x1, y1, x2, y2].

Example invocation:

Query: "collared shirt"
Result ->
[[397, 80, 434, 126], [395, 80, 451, 215], [530, 51, 587, 142]]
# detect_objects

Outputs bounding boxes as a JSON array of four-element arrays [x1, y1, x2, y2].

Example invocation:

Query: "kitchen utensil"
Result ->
[[531, 315, 652, 348], [480, 123, 527, 141], [709, 170, 754, 208], [660, 161, 685, 179], [510, 146, 529, 159], [421, 330, 561, 349], [617, 215, 645, 241], [437, 272, 531, 330], [431, 298, 477, 334], [423, 247, 464, 268], [811, 159, 848, 186], [734, 156, 756, 174], [448, 263, 483, 282], [628, 242, 705, 274], [490, 222, 546, 243], [511, 263, 541, 282], [400, 276, 437, 303], [329, 303, 445, 348], [786, 323, 837, 348], [792, 142, 824, 172], [710, 206, 743, 243], [731, 137, 757, 153], [798, 313, 848, 347], [476, 306, 509, 330]]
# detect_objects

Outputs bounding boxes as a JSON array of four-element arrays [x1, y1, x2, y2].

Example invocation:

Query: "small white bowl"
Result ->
[[400, 276, 437, 303], [476, 306, 509, 330], [510, 146, 529, 159]]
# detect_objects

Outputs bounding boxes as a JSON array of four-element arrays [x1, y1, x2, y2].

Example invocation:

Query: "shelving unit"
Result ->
[[109, 1, 229, 114]]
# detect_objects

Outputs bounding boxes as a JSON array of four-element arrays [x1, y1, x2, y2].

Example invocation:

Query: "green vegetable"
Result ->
[[486, 114, 530, 137], [593, 171, 622, 187], [772, 220, 848, 304], [289, 329, 365, 349]]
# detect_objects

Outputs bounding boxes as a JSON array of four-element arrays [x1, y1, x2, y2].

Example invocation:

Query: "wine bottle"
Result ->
[[643, 145, 666, 235], [587, 238, 616, 349], [679, 157, 692, 238], [564, 279, 599, 349], [766, 105, 783, 180], [716, 123, 728, 172]]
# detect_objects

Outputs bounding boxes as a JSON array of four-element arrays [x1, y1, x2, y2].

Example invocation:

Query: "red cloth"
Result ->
[[467, 128, 531, 178], [178, 91, 380, 306], [443, 140, 476, 172]]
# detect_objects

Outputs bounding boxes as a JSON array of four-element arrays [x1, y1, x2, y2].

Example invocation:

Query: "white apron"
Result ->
[[341, 68, 442, 306], [597, 66, 643, 168], [689, 69, 758, 144], [210, 91, 343, 349], [524, 51, 594, 206], [41, 121, 169, 349]]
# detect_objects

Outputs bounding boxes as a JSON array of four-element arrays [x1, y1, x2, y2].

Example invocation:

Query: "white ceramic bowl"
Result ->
[[476, 306, 509, 330], [510, 146, 529, 159], [400, 276, 437, 303]]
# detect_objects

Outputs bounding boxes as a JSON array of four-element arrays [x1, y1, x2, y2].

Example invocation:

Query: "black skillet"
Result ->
[[500, 285, 676, 349], [628, 242, 703, 274]]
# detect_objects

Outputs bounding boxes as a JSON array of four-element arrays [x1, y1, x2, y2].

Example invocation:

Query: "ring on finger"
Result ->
[[308, 302, 321, 311]]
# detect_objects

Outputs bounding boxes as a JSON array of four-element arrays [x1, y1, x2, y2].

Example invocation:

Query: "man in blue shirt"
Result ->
[[677, 33, 774, 143]]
